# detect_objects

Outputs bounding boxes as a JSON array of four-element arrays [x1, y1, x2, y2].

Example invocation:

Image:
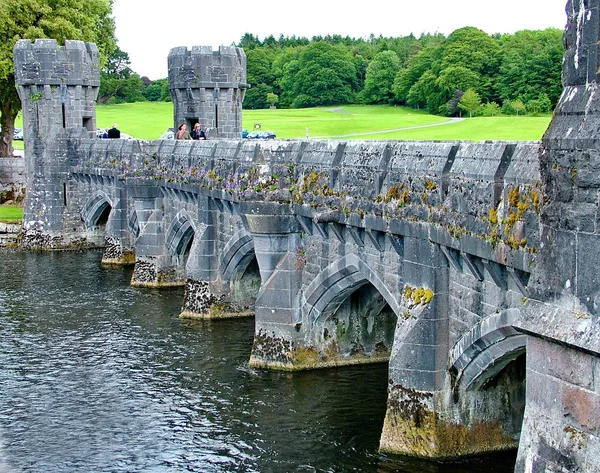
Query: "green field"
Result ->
[[11, 102, 553, 146], [91, 102, 551, 142], [0, 205, 23, 223]]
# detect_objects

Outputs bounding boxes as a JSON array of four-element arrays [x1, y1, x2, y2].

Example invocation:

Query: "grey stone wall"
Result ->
[[12, 1, 600, 467], [168, 45, 247, 139], [13, 39, 99, 248], [61, 135, 598, 467]]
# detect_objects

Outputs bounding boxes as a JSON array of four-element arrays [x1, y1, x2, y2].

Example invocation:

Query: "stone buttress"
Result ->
[[513, 0, 600, 470]]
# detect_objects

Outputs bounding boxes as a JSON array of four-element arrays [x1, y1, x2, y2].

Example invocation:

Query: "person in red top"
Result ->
[[176, 123, 191, 140]]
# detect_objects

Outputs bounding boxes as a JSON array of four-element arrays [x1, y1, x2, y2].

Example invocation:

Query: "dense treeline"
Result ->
[[101, 27, 563, 117]]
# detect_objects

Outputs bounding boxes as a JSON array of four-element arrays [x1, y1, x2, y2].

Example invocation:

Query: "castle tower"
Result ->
[[514, 1, 600, 471], [168, 45, 247, 139], [14, 39, 100, 247]]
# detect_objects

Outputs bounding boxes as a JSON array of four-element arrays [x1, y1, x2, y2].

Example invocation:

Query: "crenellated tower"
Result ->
[[168, 45, 247, 139], [14, 38, 100, 247]]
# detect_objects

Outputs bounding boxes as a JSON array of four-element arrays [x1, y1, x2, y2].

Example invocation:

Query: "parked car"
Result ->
[[241, 129, 249, 138], [246, 131, 262, 139], [260, 130, 276, 139], [0, 127, 23, 140]]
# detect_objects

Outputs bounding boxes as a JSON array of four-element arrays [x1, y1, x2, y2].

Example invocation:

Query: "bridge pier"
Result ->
[[101, 178, 136, 265], [129, 180, 184, 287], [245, 209, 304, 369], [516, 337, 600, 471]]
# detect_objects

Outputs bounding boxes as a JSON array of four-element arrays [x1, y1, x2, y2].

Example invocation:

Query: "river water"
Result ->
[[0, 250, 517, 473]]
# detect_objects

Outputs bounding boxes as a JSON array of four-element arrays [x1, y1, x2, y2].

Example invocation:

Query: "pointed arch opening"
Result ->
[[81, 191, 113, 246], [221, 229, 260, 314], [166, 210, 196, 281], [303, 254, 399, 363], [450, 310, 527, 448]]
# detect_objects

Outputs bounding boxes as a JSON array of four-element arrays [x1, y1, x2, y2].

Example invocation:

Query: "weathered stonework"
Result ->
[[0, 223, 21, 246], [101, 236, 135, 265], [180, 279, 228, 319], [12, 2, 600, 469], [0, 157, 26, 205], [168, 45, 247, 139]]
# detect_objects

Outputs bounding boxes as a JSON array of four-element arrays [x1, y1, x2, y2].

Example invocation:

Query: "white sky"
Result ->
[[112, 0, 569, 80]]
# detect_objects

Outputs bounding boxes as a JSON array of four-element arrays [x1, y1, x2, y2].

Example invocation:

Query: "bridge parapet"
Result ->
[[70, 137, 541, 273]]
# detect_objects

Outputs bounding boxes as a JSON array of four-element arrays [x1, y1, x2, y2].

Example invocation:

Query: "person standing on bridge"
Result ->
[[176, 123, 191, 140], [191, 123, 206, 140], [107, 124, 120, 139]]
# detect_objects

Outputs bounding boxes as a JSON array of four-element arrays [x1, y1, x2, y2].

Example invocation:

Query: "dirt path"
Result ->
[[312, 117, 466, 139]]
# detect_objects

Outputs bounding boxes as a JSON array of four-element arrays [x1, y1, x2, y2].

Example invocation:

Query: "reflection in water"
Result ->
[[0, 250, 516, 472]]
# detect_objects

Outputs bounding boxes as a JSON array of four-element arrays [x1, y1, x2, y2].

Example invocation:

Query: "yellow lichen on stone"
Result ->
[[292, 346, 321, 368], [403, 285, 434, 306], [380, 407, 517, 459]]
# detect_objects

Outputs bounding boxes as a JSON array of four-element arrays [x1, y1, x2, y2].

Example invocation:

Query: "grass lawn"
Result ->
[[10, 102, 553, 144], [0, 205, 23, 223], [92, 102, 551, 142], [96, 102, 172, 140]]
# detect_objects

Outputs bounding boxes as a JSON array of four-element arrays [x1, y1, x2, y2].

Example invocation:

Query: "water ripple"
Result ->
[[0, 251, 517, 473]]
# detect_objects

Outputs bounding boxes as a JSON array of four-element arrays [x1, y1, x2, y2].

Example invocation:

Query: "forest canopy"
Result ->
[[117, 27, 562, 120]]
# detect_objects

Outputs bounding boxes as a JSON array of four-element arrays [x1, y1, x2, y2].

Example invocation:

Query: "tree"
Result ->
[[496, 29, 563, 107], [511, 99, 526, 116], [393, 47, 435, 104], [429, 27, 501, 113], [361, 50, 401, 104], [481, 102, 501, 116], [435, 66, 481, 115], [445, 89, 464, 116], [458, 88, 481, 117], [266, 92, 279, 108], [244, 83, 273, 109], [99, 44, 145, 103], [143, 78, 169, 102], [99, 74, 145, 104], [280, 42, 356, 108], [0, 0, 116, 156]]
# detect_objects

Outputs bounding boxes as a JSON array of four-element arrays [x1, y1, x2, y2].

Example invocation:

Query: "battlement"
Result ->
[[167, 45, 247, 139], [14, 39, 100, 87], [167, 45, 247, 89]]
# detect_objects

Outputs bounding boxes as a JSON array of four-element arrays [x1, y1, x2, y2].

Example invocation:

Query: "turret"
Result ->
[[13, 39, 100, 247], [168, 45, 248, 139]]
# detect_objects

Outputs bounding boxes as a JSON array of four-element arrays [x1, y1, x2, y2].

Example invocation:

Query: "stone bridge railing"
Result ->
[[72, 137, 541, 278]]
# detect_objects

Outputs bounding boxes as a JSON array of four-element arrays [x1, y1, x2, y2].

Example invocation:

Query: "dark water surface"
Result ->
[[0, 250, 517, 473]]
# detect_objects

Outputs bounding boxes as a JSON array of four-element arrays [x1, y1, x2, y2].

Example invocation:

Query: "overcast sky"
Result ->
[[112, 0, 569, 80]]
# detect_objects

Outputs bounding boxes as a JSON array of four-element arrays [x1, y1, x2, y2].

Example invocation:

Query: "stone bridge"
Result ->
[[12, 0, 600, 471]]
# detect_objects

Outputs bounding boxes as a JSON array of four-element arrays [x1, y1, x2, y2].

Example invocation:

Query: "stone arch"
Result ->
[[219, 228, 261, 312], [166, 209, 196, 257], [304, 253, 401, 324], [302, 253, 400, 362], [81, 190, 113, 229], [220, 228, 255, 282], [450, 308, 527, 391]]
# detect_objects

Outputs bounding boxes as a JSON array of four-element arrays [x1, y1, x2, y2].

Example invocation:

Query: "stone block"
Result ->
[[561, 384, 599, 433]]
